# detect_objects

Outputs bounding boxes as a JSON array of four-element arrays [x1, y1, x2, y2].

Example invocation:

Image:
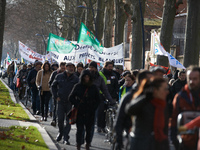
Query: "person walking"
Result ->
[[69, 70, 100, 150], [51, 62, 79, 145], [126, 77, 170, 150], [7, 61, 15, 90], [27, 61, 42, 115], [36, 61, 52, 121], [49, 62, 66, 126]]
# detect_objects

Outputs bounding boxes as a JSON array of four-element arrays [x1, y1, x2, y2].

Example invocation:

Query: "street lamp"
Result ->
[[77, 0, 97, 37], [35, 29, 48, 55]]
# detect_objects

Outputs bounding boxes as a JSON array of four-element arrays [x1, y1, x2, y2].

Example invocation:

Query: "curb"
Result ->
[[19, 121, 58, 150], [0, 78, 37, 122]]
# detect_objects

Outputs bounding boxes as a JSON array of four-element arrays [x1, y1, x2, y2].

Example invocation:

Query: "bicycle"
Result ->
[[104, 102, 118, 149], [24, 85, 31, 106]]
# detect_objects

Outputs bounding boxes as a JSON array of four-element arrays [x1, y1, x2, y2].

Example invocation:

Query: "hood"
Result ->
[[80, 70, 93, 86]]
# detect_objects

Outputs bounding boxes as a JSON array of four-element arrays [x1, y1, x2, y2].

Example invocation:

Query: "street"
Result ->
[[2, 77, 111, 150]]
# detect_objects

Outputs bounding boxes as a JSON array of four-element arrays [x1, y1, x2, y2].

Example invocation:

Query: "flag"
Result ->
[[6, 53, 11, 68], [21, 57, 25, 63], [47, 33, 76, 54], [77, 22, 104, 53], [167, 52, 186, 69], [14, 61, 18, 75], [154, 31, 168, 56]]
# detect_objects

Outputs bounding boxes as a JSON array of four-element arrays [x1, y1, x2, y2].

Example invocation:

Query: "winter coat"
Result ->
[[171, 84, 200, 149], [27, 69, 38, 90], [171, 78, 187, 98], [51, 71, 79, 104], [48, 69, 62, 87], [125, 95, 169, 150], [36, 70, 52, 92], [7, 64, 14, 77], [92, 71, 114, 103], [18, 69, 28, 83], [101, 68, 119, 99]]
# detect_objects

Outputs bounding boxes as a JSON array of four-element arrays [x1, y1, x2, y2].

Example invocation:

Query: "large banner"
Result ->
[[51, 42, 124, 65], [19, 41, 45, 63], [47, 33, 76, 54], [78, 22, 104, 53]]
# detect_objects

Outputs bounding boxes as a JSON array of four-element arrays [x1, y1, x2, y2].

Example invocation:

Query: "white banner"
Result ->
[[154, 31, 168, 56], [19, 41, 45, 63], [51, 42, 124, 65], [167, 52, 186, 69]]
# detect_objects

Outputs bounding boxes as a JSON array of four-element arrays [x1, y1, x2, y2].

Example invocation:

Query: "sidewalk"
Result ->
[[0, 78, 58, 150]]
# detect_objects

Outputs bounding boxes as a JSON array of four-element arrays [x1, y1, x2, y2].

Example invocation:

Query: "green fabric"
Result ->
[[47, 33, 76, 54], [99, 71, 107, 94], [77, 22, 104, 53]]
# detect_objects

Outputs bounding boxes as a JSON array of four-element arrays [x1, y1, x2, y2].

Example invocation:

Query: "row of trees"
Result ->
[[0, 0, 199, 68]]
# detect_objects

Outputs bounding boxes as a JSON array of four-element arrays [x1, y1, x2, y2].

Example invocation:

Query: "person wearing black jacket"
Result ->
[[114, 70, 153, 150], [51, 63, 79, 145], [125, 78, 169, 150], [18, 64, 28, 99], [97, 61, 118, 133], [27, 61, 42, 115], [49, 62, 66, 126], [69, 70, 100, 150]]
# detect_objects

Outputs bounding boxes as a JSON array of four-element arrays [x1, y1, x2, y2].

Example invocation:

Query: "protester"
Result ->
[[75, 62, 84, 77], [97, 61, 118, 132], [171, 70, 186, 98], [49, 62, 66, 126], [51, 62, 79, 145], [118, 70, 131, 87], [171, 66, 200, 150], [17, 64, 28, 100], [27, 61, 42, 115], [69, 70, 100, 150], [36, 61, 52, 121], [126, 77, 169, 150], [51, 63, 59, 71], [119, 74, 135, 101], [7, 61, 15, 90], [114, 70, 153, 150]]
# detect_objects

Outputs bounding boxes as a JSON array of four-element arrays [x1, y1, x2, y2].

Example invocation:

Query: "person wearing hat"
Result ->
[[51, 62, 79, 145], [27, 61, 42, 115]]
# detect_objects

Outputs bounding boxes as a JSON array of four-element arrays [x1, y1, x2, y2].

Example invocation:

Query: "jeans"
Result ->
[[52, 98, 57, 122], [9, 77, 14, 90], [31, 88, 40, 114], [40, 91, 51, 117], [57, 102, 72, 141], [49, 96, 53, 113]]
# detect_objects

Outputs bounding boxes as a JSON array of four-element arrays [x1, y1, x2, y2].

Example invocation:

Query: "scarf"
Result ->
[[151, 98, 167, 142]]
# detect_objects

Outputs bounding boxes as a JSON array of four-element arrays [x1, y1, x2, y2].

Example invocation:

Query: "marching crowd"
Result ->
[[6, 60, 200, 150]]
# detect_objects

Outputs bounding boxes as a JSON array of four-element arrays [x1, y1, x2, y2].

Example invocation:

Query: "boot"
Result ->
[[86, 143, 90, 150], [77, 144, 81, 150]]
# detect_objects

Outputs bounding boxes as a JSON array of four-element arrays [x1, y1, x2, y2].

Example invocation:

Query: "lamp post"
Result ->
[[138, 0, 145, 69], [35, 29, 48, 55]]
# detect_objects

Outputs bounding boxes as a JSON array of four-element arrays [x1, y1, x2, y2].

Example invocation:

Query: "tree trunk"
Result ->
[[183, 0, 200, 67], [95, 0, 105, 41], [157, 0, 183, 67], [103, 0, 114, 47], [131, 0, 145, 69], [0, 0, 6, 63]]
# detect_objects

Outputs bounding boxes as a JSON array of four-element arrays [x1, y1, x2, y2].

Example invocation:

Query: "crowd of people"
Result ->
[[6, 60, 200, 150]]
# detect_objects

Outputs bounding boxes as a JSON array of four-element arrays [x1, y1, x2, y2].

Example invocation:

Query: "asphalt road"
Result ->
[[2, 77, 111, 150]]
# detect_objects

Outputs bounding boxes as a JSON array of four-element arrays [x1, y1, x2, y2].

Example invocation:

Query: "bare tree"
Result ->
[[131, 0, 146, 69], [0, 0, 6, 63], [157, 0, 183, 66], [183, 0, 200, 67]]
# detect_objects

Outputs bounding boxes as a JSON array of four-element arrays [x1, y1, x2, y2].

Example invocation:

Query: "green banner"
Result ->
[[77, 22, 104, 53], [47, 33, 76, 54]]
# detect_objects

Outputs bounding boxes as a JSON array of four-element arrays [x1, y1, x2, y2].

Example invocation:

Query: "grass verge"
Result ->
[[0, 126, 49, 150], [0, 80, 29, 120]]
